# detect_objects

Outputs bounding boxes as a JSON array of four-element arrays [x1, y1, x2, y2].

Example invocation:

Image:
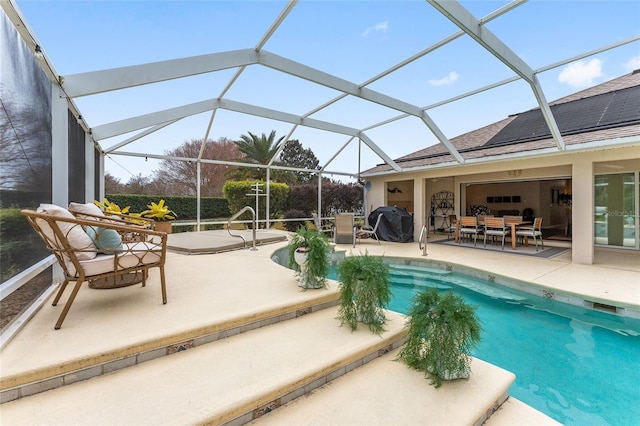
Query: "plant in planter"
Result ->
[[94, 198, 131, 214], [337, 252, 391, 335], [140, 199, 177, 233], [287, 227, 332, 289], [398, 288, 482, 388]]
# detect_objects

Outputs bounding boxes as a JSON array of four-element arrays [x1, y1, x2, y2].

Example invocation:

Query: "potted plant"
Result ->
[[140, 199, 177, 233], [336, 252, 391, 335], [287, 227, 331, 289], [398, 288, 482, 388]]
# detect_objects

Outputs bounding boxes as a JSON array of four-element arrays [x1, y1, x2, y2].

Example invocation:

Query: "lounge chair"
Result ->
[[334, 213, 356, 245], [312, 212, 334, 239], [22, 204, 168, 329], [355, 213, 383, 246]]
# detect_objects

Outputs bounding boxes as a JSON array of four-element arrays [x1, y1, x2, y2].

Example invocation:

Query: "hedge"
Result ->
[[103, 194, 230, 219]]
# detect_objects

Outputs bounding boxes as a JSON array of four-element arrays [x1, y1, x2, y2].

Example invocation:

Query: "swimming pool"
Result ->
[[326, 260, 640, 425]]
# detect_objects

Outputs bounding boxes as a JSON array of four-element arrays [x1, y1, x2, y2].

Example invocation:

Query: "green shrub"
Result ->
[[222, 180, 289, 221], [283, 209, 307, 232]]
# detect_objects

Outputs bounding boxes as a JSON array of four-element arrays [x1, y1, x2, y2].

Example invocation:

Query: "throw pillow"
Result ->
[[37, 204, 97, 260], [87, 226, 124, 252], [68, 202, 104, 219]]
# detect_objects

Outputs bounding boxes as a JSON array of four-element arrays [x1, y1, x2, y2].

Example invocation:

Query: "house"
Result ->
[[362, 70, 640, 264]]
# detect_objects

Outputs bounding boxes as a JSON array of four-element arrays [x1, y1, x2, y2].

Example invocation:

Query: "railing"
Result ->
[[227, 206, 257, 251], [419, 224, 428, 256]]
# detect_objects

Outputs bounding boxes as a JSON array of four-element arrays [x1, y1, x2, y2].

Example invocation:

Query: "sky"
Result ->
[[14, 0, 640, 183]]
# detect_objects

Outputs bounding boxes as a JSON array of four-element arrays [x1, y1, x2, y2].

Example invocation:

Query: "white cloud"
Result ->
[[624, 55, 640, 71], [558, 59, 603, 88], [429, 71, 459, 86], [362, 21, 389, 37]]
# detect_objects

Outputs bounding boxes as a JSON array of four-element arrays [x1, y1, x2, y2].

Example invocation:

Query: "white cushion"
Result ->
[[68, 202, 104, 219], [67, 241, 163, 276], [37, 204, 97, 260]]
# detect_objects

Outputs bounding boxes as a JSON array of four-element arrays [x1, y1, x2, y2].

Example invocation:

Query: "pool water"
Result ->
[[328, 263, 640, 425]]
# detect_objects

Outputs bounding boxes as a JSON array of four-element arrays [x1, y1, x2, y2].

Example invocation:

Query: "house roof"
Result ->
[[363, 70, 640, 176]]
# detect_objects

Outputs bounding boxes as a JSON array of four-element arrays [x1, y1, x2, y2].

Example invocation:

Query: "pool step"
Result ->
[[389, 263, 527, 302], [389, 264, 454, 289], [250, 349, 517, 426], [391, 276, 454, 290], [0, 307, 409, 425]]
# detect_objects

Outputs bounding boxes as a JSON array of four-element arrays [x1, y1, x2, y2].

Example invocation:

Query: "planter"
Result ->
[[154, 221, 172, 234], [287, 228, 331, 290], [398, 288, 481, 388], [337, 253, 391, 334]]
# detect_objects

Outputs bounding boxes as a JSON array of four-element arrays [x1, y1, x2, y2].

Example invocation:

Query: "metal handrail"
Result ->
[[227, 206, 257, 251], [419, 224, 428, 256]]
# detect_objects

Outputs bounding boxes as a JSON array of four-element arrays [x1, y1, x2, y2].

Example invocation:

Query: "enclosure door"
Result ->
[[594, 172, 638, 249]]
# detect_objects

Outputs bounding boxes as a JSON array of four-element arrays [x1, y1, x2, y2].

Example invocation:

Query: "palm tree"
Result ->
[[230, 130, 287, 181]]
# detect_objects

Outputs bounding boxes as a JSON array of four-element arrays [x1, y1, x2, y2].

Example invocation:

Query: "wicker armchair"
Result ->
[[22, 204, 168, 329], [68, 202, 156, 242]]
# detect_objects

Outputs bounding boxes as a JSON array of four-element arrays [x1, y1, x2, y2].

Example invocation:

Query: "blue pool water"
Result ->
[[328, 263, 640, 425]]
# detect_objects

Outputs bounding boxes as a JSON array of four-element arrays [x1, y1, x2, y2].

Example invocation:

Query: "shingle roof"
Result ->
[[363, 70, 640, 175]]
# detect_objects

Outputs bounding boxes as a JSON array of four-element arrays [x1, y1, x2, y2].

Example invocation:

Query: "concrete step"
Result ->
[[1, 281, 339, 403], [484, 397, 561, 425], [249, 348, 517, 426], [0, 307, 408, 425]]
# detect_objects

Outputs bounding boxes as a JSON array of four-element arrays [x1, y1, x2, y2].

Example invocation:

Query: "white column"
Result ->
[[51, 87, 68, 284], [196, 162, 201, 231], [84, 133, 95, 202], [413, 178, 426, 241], [51, 87, 68, 207], [571, 158, 594, 264]]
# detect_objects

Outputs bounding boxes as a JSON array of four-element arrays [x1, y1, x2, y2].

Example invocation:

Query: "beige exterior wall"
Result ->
[[363, 144, 640, 265]]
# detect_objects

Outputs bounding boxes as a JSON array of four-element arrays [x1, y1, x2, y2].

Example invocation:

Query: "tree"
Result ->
[[104, 172, 125, 194], [126, 173, 152, 194], [153, 137, 242, 197], [229, 130, 285, 181], [279, 139, 320, 184]]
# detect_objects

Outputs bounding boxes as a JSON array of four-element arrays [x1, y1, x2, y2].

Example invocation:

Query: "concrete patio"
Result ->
[[1, 231, 638, 425]]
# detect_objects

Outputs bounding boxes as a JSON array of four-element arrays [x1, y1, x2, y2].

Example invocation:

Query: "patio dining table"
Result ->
[[454, 218, 530, 250]]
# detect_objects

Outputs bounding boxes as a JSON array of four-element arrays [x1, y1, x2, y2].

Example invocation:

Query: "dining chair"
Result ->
[[458, 216, 481, 246], [483, 217, 508, 250], [516, 217, 544, 251]]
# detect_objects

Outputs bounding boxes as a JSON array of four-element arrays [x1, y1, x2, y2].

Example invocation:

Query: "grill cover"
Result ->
[[368, 206, 414, 243]]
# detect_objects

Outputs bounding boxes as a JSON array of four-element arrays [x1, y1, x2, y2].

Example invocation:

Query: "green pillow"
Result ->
[[87, 226, 123, 252]]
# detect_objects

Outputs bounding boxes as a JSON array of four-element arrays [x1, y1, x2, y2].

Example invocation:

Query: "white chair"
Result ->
[[484, 217, 508, 250], [312, 212, 334, 239], [355, 213, 383, 247], [516, 217, 544, 251]]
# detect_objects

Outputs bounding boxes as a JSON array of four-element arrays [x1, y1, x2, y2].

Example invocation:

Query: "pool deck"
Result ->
[[1, 231, 638, 424]]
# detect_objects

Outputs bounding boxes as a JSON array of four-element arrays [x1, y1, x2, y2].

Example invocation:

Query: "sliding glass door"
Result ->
[[594, 173, 638, 248]]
